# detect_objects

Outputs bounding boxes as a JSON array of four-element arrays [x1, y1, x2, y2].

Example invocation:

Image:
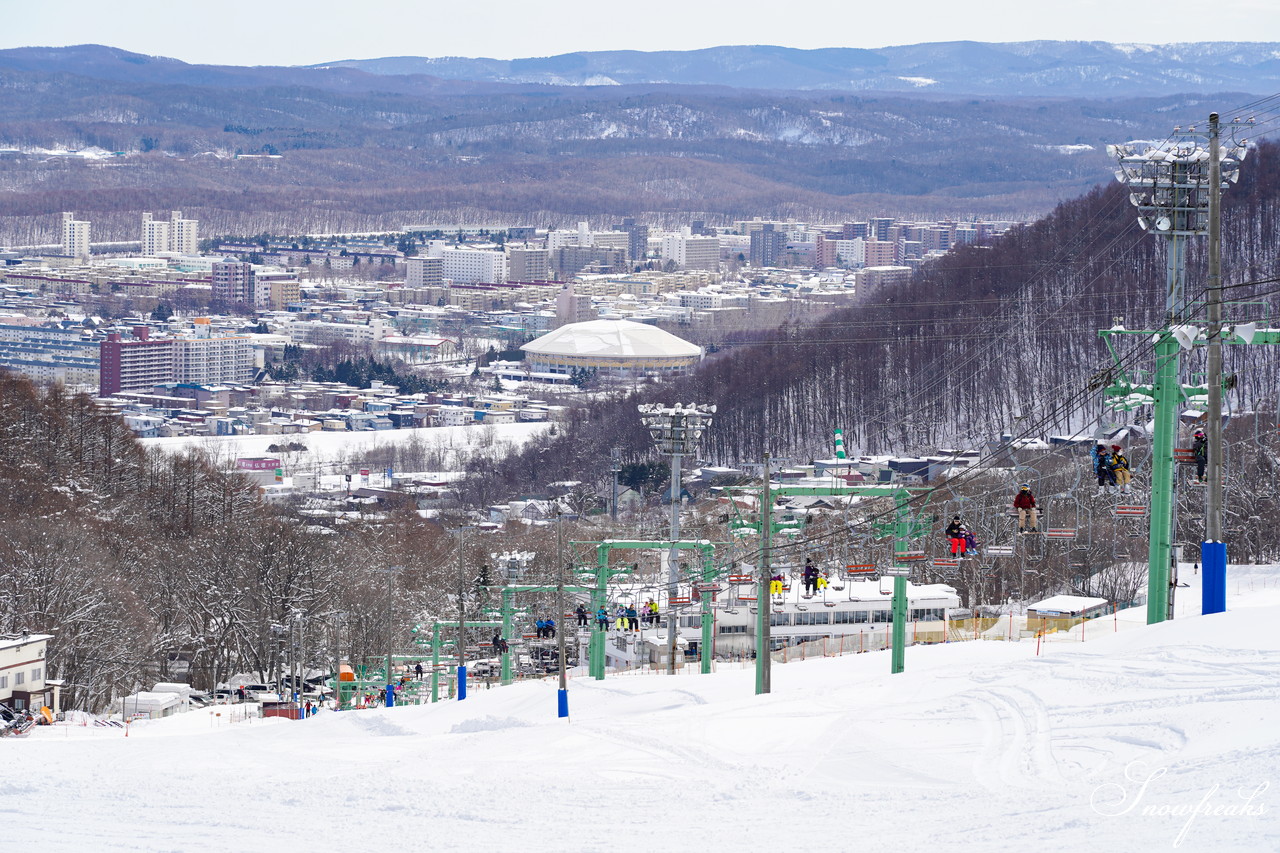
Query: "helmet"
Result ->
[[1195, 430, 1205, 438], [952, 515, 961, 520], [1019, 483, 1030, 490], [1111, 444, 1121, 451]]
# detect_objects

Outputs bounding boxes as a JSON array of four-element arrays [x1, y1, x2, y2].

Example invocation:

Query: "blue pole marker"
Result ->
[[386, 682, 395, 708], [1202, 540, 1227, 615], [557, 688, 569, 719], [457, 665, 467, 700]]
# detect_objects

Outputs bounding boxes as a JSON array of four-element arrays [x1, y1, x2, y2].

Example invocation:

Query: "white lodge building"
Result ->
[[0, 632, 55, 713]]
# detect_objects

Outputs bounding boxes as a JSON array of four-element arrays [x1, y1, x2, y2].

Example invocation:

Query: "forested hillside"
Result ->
[[468, 141, 1280, 501], [0, 376, 575, 711]]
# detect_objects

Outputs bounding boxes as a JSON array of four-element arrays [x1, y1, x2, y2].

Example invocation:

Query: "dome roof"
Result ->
[[522, 319, 701, 359]]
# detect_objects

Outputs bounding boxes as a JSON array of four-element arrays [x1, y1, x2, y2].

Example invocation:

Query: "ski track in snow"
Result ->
[[7, 566, 1280, 852]]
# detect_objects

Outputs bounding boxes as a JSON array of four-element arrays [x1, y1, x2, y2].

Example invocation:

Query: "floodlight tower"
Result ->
[[638, 402, 715, 674], [1108, 128, 1246, 623]]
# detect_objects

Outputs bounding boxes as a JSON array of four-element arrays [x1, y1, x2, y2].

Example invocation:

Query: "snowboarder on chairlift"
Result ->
[[626, 604, 639, 631], [1109, 445, 1132, 494], [1014, 484, 1039, 533], [1192, 429, 1208, 482], [945, 515, 968, 555], [770, 572, 785, 597], [575, 603, 588, 628], [596, 606, 609, 630]]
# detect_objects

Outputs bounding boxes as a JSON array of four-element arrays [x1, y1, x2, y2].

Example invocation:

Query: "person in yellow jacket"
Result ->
[[1109, 444, 1132, 494]]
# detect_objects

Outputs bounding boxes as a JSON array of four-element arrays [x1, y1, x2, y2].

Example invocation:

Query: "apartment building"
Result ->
[[0, 323, 100, 386], [100, 330, 175, 395], [507, 247, 551, 282], [405, 256, 444, 288], [212, 260, 256, 306], [425, 243, 507, 284], [100, 322, 254, 395], [61, 212, 90, 261], [141, 211, 200, 257], [660, 228, 720, 272]]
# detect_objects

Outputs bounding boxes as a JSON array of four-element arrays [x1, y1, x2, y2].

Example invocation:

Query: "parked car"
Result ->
[[241, 684, 273, 701]]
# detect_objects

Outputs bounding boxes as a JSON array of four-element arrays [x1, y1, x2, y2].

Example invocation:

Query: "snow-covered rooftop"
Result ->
[[521, 319, 701, 359]]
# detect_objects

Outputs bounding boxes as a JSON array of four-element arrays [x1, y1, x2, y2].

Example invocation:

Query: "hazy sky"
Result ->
[[5, 0, 1280, 66]]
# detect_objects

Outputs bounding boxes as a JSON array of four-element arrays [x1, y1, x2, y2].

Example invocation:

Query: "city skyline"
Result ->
[[4, 0, 1278, 68]]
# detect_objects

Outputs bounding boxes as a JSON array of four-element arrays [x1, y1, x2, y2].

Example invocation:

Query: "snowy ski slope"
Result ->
[[8, 565, 1278, 852]]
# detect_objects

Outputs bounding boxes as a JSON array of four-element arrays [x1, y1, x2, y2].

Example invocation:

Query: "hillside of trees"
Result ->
[[466, 141, 1280, 507], [0, 376, 592, 711]]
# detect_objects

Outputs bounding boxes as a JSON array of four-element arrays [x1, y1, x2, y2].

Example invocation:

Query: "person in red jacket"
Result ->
[[1014, 484, 1039, 533]]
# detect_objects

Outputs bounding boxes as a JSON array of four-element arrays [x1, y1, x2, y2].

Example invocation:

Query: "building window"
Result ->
[[770, 613, 791, 627], [31, 667, 41, 681], [0, 675, 7, 689], [718, 625, 747, 634], [14, 671, 24, 685]]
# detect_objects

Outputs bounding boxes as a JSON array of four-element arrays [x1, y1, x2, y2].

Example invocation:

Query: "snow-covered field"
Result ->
[[139, 422, 551, 472], [10, 565, 1279, 852]]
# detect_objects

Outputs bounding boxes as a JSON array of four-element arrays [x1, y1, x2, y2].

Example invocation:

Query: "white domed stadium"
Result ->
[[520, 318, 702, 380]]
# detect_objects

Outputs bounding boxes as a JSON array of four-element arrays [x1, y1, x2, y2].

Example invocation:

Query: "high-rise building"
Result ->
[[405, 256, 444, 288], [613, 218, 650, 263], [555, 284, 594, 327], [173, 319, 254, 385], [660, 228, 719, 272], [61, 212, 90, 260], [141, 213, 170, 257], [508, 247, 551, 282], [140, 211, 199, 256], [425, 243, 507, 284], [99, 329, 174, 395], [863, 239, 898, 267], [749, 224, 786, 267], [99, 323, 254, 394], [170, 211, 199, 255], [554, 245, 626, 278], [211, 260, 256, 306]]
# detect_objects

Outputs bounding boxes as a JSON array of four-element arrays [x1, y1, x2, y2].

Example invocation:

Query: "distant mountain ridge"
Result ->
[[0, 42, 1262, 237], [313, 41, 1280, 96]]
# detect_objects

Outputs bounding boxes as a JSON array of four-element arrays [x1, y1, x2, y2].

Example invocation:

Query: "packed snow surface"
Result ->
[[139, 422, 550, 467], [9, 566, 1279, 852]]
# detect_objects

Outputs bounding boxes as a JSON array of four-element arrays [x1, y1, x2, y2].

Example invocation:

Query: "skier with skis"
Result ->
[[945, 515, 968, 556], [802, 558, 819, 596], [1192, 429, 1208, 482], [1014, 484, 1039, 533]]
